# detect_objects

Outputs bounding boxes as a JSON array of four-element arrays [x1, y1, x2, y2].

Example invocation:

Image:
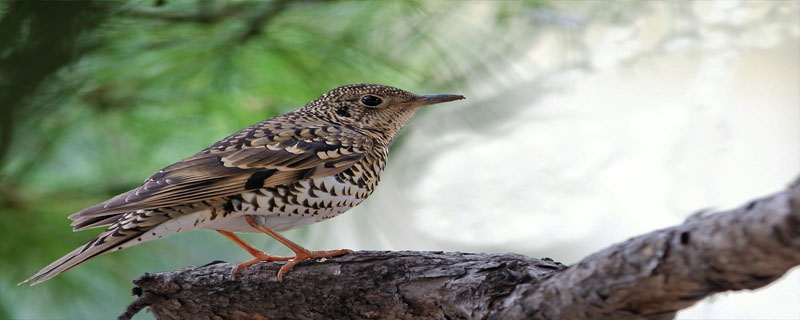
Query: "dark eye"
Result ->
[[360, 95, 383, 107]]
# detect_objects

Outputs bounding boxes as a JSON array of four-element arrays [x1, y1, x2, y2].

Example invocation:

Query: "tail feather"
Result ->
[[20, 209, 177, 286], [19, 227, 141, 286], [71, 213, 123, 231]]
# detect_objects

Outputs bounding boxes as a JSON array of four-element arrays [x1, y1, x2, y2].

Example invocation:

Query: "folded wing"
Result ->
[[68, 122, 372, 230]]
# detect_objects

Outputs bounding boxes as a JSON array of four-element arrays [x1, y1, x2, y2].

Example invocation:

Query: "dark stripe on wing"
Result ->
[[245, 169, 278, 190]]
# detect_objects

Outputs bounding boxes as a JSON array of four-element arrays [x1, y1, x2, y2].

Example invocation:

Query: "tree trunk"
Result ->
[[119, 183, 800, 320]]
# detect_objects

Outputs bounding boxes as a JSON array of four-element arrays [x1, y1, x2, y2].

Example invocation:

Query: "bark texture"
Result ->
[[120, 184, 800, 320]]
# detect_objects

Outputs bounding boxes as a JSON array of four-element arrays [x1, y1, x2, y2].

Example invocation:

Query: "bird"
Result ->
[[21, 83, 465, 285]]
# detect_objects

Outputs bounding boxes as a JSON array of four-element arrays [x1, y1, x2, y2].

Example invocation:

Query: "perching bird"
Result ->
[[22, 84, 464, 285]]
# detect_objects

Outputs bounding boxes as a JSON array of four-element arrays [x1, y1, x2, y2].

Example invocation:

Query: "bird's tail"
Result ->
[[20, 210, 170, 286]]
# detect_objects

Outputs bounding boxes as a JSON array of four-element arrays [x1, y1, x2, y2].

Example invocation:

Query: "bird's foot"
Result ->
[[276, 248, 353, 282], [231, 253, 293, 276]]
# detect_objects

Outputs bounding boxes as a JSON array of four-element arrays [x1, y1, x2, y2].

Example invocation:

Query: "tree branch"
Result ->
[[121, 183, 800, 320], [121, 5, 252, 23], [237, 0, 292, 42]]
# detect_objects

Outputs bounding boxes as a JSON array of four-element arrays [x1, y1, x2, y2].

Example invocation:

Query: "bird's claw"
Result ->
[[230, 253, 293, 277], [231, 249, 353, 281], [275, 248, 353, 282]]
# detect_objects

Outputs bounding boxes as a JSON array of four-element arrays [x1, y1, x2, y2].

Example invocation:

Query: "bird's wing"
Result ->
[[68, 120, 372, 226]]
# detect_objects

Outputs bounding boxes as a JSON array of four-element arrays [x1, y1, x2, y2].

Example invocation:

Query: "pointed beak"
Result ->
[[419, 94, 466, 105], [412, 94, 466, 107]]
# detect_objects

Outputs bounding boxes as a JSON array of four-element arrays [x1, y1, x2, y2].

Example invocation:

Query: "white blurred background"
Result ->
[[295, 1, 799, 318]]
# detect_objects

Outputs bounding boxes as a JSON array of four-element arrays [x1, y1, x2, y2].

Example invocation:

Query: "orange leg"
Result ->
[[215, 230, 293, 274], [240, 215, 352, 282]]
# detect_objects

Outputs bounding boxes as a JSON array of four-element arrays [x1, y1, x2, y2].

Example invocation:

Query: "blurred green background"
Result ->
[[2, 0, 798, 319]]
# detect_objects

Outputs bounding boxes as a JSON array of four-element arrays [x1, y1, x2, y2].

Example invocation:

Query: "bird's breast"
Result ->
[[198, 149, 388, 232]]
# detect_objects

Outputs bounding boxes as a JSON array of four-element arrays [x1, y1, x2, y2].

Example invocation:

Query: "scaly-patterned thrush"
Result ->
[[22, 84, 464, 285]]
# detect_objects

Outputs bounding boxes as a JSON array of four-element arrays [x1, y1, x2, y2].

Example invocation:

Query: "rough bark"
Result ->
[[120, 184, 800, 320]]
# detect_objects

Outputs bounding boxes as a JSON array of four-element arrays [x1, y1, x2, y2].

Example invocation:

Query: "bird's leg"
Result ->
[[244, 215, 352, 281], [215, 230, 293, 275]]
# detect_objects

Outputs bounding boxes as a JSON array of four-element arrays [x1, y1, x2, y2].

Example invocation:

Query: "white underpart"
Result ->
[[115, 209, 213, 251]]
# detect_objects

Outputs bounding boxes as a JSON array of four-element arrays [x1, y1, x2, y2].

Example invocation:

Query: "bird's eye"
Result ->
[[360, 95, 383, 107]]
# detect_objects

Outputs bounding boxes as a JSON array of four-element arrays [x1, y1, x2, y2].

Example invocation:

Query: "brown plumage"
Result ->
[[22, 84, 464, 285]]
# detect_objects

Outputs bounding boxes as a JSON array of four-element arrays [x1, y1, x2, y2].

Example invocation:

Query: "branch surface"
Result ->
[[121, 185, 800, 320]]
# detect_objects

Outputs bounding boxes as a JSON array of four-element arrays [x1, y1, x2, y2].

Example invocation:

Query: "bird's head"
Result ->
[[303, 84, 465, 140]]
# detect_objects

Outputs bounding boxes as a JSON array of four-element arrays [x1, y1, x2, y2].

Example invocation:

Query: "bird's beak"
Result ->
[[409, 94, 466, 107]]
